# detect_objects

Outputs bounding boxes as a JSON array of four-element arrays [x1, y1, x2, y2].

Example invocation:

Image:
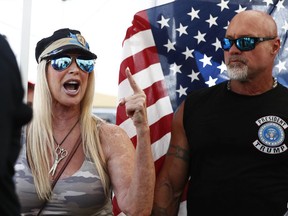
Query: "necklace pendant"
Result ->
[[49, 145, 68, 176], [50, 119, 78, 176], [49, 157, 59, 176]]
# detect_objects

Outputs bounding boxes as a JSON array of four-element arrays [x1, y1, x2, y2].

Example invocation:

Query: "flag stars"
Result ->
[[157, 15, 170, 29], [282, 20, 288, 32], [217, 61, 227, 74], [187, 7, 200, 21], [217, 0, 229, 11], [275, 60, 287, 73], [235, 5, 247, 13], [199, 54, 212, 67], [188, 70, 200, 82], [194, 31, 206, 44], [205, 76, 218, 87], [206, 14, 218, 28], [176, 23, 188, 36], [212, 38, 222, 51], [182, 47, 194, 60], [170, 63, 182, 74], [223, 21, 230, 30], [164, 39, 176, 52], [276, 0, 285, 11], [176, 85, 188, 98], [263, 0, 274, 6]]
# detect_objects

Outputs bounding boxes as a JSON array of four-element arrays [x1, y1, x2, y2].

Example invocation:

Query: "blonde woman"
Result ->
[[15, 28, 155, 216]]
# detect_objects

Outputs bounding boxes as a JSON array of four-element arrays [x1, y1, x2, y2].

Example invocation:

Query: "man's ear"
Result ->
[[271, 37, 280, 55]]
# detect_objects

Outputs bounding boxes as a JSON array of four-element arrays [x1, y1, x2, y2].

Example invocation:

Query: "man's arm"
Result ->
[[153, 101, 190, 215]]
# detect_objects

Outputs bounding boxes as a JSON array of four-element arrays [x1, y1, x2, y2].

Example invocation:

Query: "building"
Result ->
[[92, 92, 117, 124]]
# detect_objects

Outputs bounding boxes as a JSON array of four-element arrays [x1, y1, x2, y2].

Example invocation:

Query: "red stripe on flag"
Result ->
[[130, 113, 172, 146], [154, 155, 166, 174], [119, 46, 160, 83], [115, 7, 174, 215], [145, 80, 169, 106]]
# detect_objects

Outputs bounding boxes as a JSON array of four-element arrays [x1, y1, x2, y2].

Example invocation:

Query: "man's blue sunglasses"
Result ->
[[221, 37, 275, 51], [48, 55, 95, 73]]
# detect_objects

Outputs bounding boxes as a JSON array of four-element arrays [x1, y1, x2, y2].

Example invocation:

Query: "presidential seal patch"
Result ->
[[253, 115, 287, 154]]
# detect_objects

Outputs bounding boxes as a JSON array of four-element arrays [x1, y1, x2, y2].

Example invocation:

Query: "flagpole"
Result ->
[[20, 0, 32, 102]]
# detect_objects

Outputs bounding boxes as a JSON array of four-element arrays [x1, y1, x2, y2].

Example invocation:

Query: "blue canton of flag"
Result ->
[[146, 0, 288, 110]]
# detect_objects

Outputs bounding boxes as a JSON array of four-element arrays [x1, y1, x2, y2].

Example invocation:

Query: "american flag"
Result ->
[[115, 0, 288, 215]]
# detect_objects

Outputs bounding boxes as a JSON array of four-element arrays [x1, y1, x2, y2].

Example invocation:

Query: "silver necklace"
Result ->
[[49, 119, 79, 176], [227, 77, 278, 91]]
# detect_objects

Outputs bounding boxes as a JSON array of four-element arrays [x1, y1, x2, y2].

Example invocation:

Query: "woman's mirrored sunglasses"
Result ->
[[221, 37, 276, 51], [48, 55, 95, 73]]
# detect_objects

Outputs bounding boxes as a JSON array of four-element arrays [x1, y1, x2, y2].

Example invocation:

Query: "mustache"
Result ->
[[227, 56, 247, 65]]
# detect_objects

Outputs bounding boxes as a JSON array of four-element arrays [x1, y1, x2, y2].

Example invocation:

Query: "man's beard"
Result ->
[[227, 64, 248, 81]]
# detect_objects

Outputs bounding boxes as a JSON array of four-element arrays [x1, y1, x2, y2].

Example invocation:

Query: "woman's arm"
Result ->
[[101, 68, 155, 215]]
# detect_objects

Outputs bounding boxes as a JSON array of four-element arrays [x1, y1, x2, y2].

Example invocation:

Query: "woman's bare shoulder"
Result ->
[[98, 122, 133, 156], [98, 122, 126, 138]]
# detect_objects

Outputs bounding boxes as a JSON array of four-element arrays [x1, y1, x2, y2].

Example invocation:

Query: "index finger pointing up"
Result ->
[[125, 67, 142, 93]]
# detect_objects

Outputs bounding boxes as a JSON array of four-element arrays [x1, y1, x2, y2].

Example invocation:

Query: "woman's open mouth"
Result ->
[[63, 80, 80, 95]]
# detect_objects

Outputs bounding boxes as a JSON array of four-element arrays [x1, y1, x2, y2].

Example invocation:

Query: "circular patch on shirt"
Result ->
[[254, 115, 287, 154], [258, 122, 284, 147]]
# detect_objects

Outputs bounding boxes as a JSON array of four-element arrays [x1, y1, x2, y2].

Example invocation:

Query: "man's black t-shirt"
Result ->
[[184, 82, 288, 216]]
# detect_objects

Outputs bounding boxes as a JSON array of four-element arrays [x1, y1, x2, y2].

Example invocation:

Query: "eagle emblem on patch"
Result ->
[[253, 115, 287, 154]]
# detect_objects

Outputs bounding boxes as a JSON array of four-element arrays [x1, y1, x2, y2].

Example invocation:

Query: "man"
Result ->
[[0, 34, 32, 215], [153, 10, 288, 216]]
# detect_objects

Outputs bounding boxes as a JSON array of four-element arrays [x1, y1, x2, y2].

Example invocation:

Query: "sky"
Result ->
[[0, 0, 172, 97]]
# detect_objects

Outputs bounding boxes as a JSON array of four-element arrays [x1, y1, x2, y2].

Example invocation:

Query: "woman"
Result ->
[[15, 28, 155, 215]]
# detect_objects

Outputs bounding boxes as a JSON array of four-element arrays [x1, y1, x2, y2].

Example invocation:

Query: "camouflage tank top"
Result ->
[[14, 145, 113, 215]]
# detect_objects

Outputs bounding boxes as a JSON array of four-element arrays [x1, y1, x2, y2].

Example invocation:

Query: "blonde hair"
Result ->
[[27, 60, 110, 200]]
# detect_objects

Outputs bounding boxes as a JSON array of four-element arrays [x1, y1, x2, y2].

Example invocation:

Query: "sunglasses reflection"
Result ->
[[222, 36, 275, 51], [49, 55, 95, 73]]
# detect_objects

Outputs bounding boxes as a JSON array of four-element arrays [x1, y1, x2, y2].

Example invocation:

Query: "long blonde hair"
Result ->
[[26, 60, 110, 200]]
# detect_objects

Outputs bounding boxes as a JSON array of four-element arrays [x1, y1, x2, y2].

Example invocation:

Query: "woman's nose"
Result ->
[[68, 60, 80, 73]]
